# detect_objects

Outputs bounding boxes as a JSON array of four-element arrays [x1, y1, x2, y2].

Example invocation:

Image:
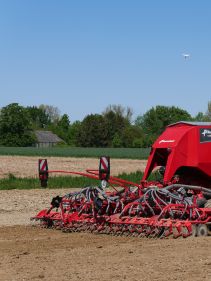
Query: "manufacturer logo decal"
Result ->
[[201, 129, 211, 137], [200, 128, 211, 143], [159, 140, 175, 144]]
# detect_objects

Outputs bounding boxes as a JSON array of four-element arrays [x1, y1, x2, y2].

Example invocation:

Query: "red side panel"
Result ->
[[142, 123, 211, 183]]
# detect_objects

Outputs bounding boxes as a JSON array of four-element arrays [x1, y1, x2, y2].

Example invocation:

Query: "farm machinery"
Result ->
[[32, 122, 211, 238]]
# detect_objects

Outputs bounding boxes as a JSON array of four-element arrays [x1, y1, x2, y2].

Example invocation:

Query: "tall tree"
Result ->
[[26, 106, 50, 128], [103, 105, 132, 146], [39, 104, 60, 124], [58, 114, 70, 131], [193, 112, 208, 122], [103, 104, 133, 123], [121, 126, 144, 148], [76, 114, 107, 147], [51, 114, 71, 142], [135, 105, 192, 146], [205, 101, 211, 121], [0, 103, 35, 146], [67, 121, 81, 146]]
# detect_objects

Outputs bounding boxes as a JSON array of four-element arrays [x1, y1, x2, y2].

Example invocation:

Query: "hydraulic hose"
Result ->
[[165, 184, 211, 194]]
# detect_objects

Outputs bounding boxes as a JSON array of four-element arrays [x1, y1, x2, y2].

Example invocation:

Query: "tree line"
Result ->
[[0, 102, 211, 147]]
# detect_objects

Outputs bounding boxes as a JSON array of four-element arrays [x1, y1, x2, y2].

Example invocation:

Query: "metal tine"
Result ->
[[154, 227, 165, 239], [148, 227, 159, 238], [181, 226, 191, 238], [138, 226, 147, 238], [124, 231, 130, 237], [145, 226, 154, 237], [105, 224, 112, 234], [160, 227, 173, 239], [172, 226, 182, 239], [132, 231, 139, 237]]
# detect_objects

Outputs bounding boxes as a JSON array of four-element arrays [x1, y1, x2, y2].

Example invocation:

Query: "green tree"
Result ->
[[76, 114, 107, 147], [0, 103, 35, 146], [58, 114, 70, 131], [103, 105, 131, 146], [26, 106, 50, 128], [51, 114, 70, 142], [132, 138, 143, 148], [103, 104, 133, 123], [136, 105, 192, 136], [39, 104, 60, 124], [112, 133, 122, 147], [193, 101, 211, 122], [193, 112, 209, 122], [121, 126, 143, 148], [67, 121, 81, 146], [135, 105, 192, 147], [206, 101, 211, 120]]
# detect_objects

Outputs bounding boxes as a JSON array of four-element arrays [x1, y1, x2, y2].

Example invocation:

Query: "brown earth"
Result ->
[[0, 188, 211, 281], [0, 226, 211, 281], [0, 156, 147, 178]]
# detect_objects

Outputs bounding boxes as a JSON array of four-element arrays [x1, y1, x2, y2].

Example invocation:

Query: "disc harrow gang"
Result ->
[[32, 122, 211, 238]]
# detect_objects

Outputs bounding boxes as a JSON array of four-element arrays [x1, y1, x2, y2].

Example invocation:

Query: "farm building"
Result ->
[[35, 130, 64, 148]]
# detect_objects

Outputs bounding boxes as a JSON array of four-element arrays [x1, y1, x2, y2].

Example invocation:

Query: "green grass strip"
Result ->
[[0, 147, 150, 159], [0, 171, 148, 190]]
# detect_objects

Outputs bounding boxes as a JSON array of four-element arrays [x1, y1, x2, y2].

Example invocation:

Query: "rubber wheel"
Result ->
[[197, 224, 208, 237], [191, 225, 197, 237], [204, 199, 211, 208]]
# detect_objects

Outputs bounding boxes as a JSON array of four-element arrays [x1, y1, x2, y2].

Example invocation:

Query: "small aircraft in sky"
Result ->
[[182, 53, 190, 59]]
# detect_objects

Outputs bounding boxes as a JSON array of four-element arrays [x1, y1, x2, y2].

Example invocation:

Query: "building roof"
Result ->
[[168, 121, 211, 127], [35, 130, 64, 143]]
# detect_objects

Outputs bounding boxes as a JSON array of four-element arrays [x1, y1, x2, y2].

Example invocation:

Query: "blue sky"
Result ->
[[0, 0, 211, 121]]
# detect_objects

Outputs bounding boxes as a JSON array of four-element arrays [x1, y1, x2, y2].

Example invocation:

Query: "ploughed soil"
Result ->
[[1, 226, 211, 281], [0, 156, 147, 178], [0, 189, 211, 281]]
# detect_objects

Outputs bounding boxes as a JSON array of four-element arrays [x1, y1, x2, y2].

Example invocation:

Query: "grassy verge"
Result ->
[[0, 171, 146, 190], [0, 147, 150, 159]]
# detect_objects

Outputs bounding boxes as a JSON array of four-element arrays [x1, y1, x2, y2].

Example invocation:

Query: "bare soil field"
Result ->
[[0, 156, 147, 178], [1, 225, 211, 281], [0, 188, 211, 281]]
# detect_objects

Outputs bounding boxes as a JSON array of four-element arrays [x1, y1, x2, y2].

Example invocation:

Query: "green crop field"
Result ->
[[0, 147, 150, 159]]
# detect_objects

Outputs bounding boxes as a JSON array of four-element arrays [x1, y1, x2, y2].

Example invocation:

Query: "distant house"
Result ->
[[35, 130, 64, 148]]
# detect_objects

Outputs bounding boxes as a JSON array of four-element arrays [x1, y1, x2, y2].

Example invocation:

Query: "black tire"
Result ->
[[197, 224, 208, 237], [191, 224, 197, 237]]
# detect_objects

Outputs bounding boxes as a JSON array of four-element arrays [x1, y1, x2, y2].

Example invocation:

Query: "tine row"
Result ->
[[32, 218, 195, 239]]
